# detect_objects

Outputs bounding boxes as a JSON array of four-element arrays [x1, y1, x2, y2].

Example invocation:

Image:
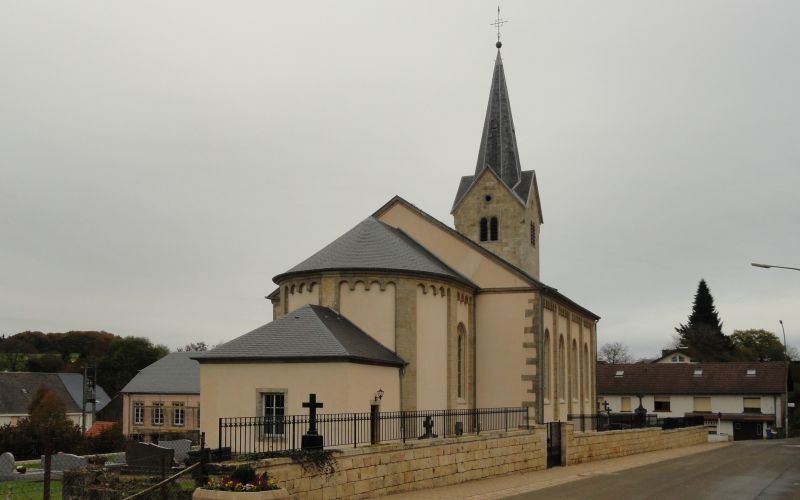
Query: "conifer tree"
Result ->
[[675, 279, 733, 361]]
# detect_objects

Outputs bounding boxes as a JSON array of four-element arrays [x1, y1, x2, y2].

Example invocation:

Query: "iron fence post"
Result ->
[[504, 407, 508, 432], [218, 419, 222, 450]]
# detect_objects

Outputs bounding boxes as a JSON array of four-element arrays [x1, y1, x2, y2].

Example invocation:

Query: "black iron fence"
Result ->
[[220, 407, 529, 456], [568, 413, 705, 432]]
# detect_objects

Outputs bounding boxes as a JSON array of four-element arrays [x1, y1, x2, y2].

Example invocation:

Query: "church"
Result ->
[[196, 42, 599, 448]]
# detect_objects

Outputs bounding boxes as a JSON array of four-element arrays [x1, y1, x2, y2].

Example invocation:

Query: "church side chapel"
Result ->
[[196, 40, 599, 448]]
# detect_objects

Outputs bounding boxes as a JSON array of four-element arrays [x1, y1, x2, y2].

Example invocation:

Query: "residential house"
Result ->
[[598, 362, 790, 440], [653, 348, 693, 364], [119, 352, 200, 441], [0, 372, 110, 429]]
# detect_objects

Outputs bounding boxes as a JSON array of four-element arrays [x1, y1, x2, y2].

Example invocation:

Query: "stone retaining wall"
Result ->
[[253, 429, 547, 499], [563, 423, 707, 465]]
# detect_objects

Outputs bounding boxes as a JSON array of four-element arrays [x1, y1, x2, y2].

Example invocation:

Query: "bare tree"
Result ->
[[598, 341, 634, 364]]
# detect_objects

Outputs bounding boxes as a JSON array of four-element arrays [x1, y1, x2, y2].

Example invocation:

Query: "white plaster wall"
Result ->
[[286, 283, 320, 313], [199, 362, 400, 449], [415, 286, 448, 411], [475, 292, 533, 409], [339, 281, 396, 350]]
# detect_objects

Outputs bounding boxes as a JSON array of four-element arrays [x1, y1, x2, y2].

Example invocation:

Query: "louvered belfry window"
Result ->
[[479, 218, 488, 241], [489, 217, 498, 241]]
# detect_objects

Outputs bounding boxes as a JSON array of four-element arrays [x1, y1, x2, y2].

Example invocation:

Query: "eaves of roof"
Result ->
[[373, 196, 599, 320]]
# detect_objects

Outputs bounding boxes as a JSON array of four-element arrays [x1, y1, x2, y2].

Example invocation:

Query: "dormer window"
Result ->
[[615, 370, 624, 378], [746, 369, 756, 376], [693, 368, 703, 377]]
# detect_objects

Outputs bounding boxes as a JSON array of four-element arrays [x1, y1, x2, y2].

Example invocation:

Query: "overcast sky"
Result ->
[[1, 1, 798, 358]]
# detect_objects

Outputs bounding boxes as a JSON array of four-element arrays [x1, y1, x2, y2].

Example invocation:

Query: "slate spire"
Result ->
[[474, 48, 522, 189]]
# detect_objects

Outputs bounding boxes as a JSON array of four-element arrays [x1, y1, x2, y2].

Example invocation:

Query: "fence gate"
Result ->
[[546, 422, 562, 468]]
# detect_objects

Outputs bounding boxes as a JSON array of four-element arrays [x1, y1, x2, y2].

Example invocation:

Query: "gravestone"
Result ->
[[0, 452, 15, 478], [301, 393, 324, 450], [418, 416, 438, 439], [125, 441, 174, 471], [47, 453, 88, 472], [158, 439, 192, 464]]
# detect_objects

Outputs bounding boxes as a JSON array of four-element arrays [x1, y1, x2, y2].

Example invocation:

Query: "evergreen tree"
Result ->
[[675, 279, 733, 361]]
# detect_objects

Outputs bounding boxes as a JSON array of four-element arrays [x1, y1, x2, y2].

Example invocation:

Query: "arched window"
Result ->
[[571, 340, 578, 400], [543, 330, 550, 400], [583, 344, 590, 403], [479, 218, 488, 242], [489, 217, 498, 241], [558, 336, 566, 401], [457, 323, 467, 399]]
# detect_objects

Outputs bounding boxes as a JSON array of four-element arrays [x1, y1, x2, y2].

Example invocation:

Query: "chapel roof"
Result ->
[[120, 352, 200, 395], [193, 305, 406, 367], [597, 362, 789, 396], [274, 216, 476, 288], [452, 49, 540, 213]]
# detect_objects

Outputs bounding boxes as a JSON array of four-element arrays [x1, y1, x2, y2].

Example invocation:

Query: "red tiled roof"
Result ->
[[86, 420, 115, 437], [598, 362, 787, 395]]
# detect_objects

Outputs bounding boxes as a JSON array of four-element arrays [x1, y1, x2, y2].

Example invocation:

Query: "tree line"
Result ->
[[0, 331, 169, 396], [600, 279, 796, 363]]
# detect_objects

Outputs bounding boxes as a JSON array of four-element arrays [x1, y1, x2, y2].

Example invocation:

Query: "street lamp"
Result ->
[[751, 263, 800, 272]]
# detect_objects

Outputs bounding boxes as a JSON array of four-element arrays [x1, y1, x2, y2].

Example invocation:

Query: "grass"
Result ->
[[0, 480, 62, 500]]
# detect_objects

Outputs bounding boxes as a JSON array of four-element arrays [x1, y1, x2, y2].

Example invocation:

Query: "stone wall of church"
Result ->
[[541, 297, 596, 422], [453, 169, 540, 280]]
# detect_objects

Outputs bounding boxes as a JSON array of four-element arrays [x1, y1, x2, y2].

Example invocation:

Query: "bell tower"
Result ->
[[451, 42, 543, 280]]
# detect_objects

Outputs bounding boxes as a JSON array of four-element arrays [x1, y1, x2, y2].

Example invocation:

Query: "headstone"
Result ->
[[158, 439, 192, 463], [125, 441, 175, 471], [0, 452, 15, 478], [418, 416, 438, 440], [47, 453, 88, 472], [301, 393, 324, 450]]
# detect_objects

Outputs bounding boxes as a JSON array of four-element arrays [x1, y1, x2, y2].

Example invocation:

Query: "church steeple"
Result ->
[[475, 47, 522, 190], [451, 40, 543, 280]]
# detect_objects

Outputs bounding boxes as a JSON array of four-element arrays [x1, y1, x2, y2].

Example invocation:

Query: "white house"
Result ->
[[598, 362, 790, 440]]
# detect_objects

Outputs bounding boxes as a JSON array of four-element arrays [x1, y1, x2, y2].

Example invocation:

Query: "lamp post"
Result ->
[[780, 320, 790, 437], [751, 263, 800, 272], [751, 262, 796, 437]]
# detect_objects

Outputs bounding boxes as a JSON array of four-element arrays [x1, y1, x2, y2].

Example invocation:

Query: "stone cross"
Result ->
[[302, 393, 324, 436], [418, 416, 438, 440]]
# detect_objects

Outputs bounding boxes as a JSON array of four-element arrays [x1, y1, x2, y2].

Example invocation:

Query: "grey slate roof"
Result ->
[[274, 216, 475, 287], [475, 50, 523, 189], [194, 304, 406, 367], [58, 373, 111, 412], [120, 352, 200, 395], [0, 372, 82, 415]]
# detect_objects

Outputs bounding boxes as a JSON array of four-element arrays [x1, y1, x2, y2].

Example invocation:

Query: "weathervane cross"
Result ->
[[490, 6, 508, 45]]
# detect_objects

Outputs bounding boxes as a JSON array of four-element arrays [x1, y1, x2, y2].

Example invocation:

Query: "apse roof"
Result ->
[[274, 216, 475, 287], [193, 305, 406, 367]]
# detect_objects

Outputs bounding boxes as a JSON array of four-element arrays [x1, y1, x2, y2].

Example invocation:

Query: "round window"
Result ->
[[484, 194, 492, 202]]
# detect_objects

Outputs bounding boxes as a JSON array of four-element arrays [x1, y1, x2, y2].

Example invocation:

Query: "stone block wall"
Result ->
[[563, 423, 707, 465], [253, 429, 546, 499]]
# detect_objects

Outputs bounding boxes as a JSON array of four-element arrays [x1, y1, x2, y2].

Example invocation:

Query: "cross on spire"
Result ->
[[490, 6, 508, 48]]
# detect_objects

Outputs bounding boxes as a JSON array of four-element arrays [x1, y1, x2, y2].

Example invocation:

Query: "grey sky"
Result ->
[[1, 1, 798, 358]]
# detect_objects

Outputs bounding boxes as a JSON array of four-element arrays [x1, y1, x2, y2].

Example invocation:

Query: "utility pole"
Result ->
[[780, 320, 789, 438]]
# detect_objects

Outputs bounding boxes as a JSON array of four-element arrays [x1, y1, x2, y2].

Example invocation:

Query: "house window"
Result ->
[[133, 401, 144, 425], [530, 222, 536, 246], [694, 397, 711, 413], [744, 398, 761, 413], [172, 402, 185, 426], [262, 393, 286, 436], [654, 397, 670, 412], [621, 397, 631, 412], [489, 217, 498, 241], [671, 355, 678, 362], [479, 218, 488, 241], [152, 402, 164, 426], [457, 324, 466, 399]]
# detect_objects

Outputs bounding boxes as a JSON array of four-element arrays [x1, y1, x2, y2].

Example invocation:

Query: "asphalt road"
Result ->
[[508, 438, 800, 500]]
